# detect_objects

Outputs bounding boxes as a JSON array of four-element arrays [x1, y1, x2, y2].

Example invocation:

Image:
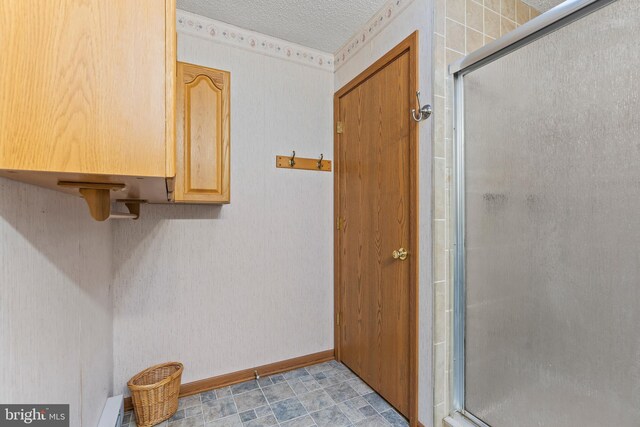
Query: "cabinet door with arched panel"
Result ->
[[175, 62, 230, 203]]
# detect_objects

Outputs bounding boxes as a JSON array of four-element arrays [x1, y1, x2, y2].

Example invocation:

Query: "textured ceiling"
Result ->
[[176, 0, 388, 53], [523, 0, 565, 12]]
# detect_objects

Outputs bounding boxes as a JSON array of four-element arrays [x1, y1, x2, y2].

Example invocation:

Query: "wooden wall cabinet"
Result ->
[[175, 62, 231, 204], [0, 0, 176, 210], [0, 3, 231, 218]]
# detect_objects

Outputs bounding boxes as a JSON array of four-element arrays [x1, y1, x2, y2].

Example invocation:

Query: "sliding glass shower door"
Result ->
[[455, 0, 640, 425]]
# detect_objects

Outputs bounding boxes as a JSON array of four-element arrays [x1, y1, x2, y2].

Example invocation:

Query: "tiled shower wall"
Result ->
[[431, 0, 539, 425]]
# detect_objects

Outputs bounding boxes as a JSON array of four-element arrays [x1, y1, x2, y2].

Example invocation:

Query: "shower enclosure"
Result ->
[[450, 0, 640, 425]]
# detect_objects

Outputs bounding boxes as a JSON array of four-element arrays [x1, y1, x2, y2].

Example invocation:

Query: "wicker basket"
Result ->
[[127, 362, 183, 427]]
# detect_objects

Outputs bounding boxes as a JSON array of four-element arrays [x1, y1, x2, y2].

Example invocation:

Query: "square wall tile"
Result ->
[[434, 157, 446, 220], [500, 16, 516, 36], [446, 19, 466, 53], [516, 0, 531, 24], [466, 0, 484, 33], [434, 282, 446, 343], [501, 0, 516, 20], [434, 220, 446, 282], [445, 48, 464, 67], [484, 0, 500, 12], [446, 0, 466, 24], [434, 35, 446, 97], [484, 8, 501, 39], [466, 27, 484, 54]]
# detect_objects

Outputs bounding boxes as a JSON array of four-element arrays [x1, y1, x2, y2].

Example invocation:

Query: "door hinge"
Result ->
[[336, 217, 344, 230], [336, 312, 341, 326], [336, 121, 344, 134]]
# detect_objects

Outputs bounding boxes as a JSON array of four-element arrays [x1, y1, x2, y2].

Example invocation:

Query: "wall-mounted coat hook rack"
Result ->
[[276, 152, 331, 172], [411, 90, 432, 122]]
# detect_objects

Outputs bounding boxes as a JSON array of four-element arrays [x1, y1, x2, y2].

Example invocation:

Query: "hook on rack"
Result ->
[[411, 91, 433, 122], [317, 154, 323, 169], [289, 151, 296, 167]]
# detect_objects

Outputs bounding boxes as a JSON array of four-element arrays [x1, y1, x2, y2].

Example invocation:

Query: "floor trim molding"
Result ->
[[123, 349, 335, 411]]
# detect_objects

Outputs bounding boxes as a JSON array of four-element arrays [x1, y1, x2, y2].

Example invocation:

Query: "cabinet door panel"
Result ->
[[187, 76, 220, 193], [176, 62, 230, 203]]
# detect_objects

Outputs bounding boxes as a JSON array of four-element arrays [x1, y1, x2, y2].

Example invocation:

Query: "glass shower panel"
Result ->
[[463, 1, 640, 426]]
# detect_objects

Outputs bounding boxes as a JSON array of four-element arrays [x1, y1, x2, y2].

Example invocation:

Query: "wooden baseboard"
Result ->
[[124, 349, 334, 411]]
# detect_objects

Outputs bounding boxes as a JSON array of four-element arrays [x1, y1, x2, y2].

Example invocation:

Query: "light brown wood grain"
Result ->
[[166, 1, 177, 179], [78, 188, 111, 222], [175, 62, 231, 203], [275, 155, 332, 172], [0, 0, 175, 179], [334, 32, 419, 425]]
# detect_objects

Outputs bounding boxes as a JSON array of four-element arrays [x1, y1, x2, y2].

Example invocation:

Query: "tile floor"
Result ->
[[122, 360, 408, 427]]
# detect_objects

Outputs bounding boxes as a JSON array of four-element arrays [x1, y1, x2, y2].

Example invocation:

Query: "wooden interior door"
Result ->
[[334, 33, 418, 422]]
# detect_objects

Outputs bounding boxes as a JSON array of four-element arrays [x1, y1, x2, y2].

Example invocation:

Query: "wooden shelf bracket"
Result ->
[[58, 181, 141, 221]]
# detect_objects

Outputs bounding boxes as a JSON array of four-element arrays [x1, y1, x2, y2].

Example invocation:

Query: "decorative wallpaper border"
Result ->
[[334, 0, 416, 70], [177, 10, 334, 72]]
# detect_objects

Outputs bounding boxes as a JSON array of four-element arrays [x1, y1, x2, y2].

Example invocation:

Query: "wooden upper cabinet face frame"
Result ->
[[175, 61, 231, 204]]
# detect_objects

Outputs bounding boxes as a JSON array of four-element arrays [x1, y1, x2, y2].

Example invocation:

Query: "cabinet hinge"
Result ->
[[336, 121, 344, 134]]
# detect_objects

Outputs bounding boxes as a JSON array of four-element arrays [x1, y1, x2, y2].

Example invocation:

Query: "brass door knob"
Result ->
[[392, 247, 408, 261]]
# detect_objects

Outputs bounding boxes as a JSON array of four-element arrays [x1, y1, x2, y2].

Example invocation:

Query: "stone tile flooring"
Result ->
[[122, 361, 408, 427]]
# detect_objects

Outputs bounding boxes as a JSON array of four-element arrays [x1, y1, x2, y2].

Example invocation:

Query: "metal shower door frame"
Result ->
[[450, 0, 618, 424]]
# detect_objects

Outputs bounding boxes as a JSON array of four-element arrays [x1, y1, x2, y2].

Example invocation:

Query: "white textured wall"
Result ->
[[111, 32, 335, 395], [334, 1, 434, 423], [0, 178, 113, 427]]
